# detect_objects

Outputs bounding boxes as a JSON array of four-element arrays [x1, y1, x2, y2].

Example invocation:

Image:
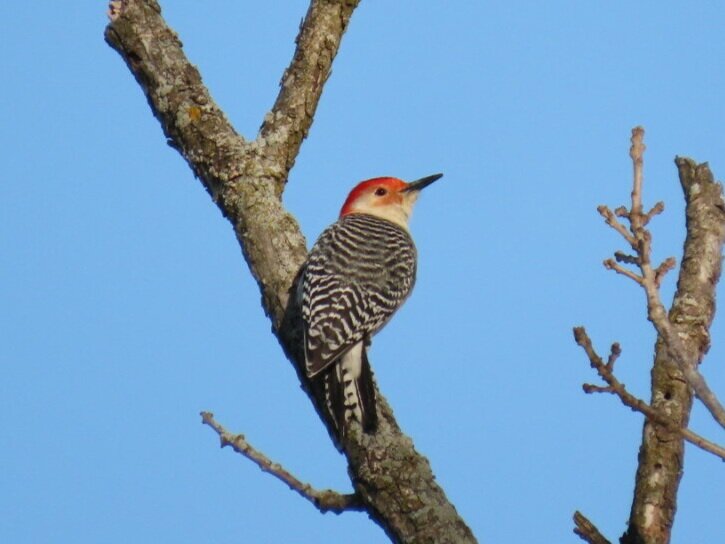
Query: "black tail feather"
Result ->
[[318, 345, 377, 442], [357, 346, 378, 433]]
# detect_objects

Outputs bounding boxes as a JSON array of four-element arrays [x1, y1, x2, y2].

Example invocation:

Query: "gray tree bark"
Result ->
[[575, 155, 725, 544], [621, 159, 725, 544]]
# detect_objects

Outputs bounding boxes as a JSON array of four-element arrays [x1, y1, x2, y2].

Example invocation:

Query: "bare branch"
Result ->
[[621, 148, 711, 543], [105, 0, 307, 323], [573, 511, 611, 544], [595, 130, 725, 542], [625, 131, 725, 429], [598, 127, 725, 429], [640, 292, 725, 429], [581, 130, 725, 543], [629, 126, 646, 217], [644, 201, 665, 225], [582, 383, 614, 394], [597, 205, 636, 246], [573, 327, 725, 461], [603, 258, 643, 284], [258, 0, 360, 177], [200, 412, 362, 514], [654, 256, 676, 287], [606, 342, 621, 370]]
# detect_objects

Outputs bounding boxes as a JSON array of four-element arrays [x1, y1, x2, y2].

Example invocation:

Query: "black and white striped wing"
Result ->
[[302, 273, 367, 376], [300, 214, 417, 377]]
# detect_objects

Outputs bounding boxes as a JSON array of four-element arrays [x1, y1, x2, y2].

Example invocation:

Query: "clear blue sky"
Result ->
[[2, 2, 724, 542]]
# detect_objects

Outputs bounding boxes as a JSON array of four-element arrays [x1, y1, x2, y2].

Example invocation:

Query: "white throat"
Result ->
[[349, 201, 413, 230]]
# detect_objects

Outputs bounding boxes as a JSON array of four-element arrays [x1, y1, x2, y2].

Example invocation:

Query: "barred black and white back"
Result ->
[[299, 213, 417, 438]]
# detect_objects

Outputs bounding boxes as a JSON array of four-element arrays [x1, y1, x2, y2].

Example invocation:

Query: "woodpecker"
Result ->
[[298, 173, 443, 440]]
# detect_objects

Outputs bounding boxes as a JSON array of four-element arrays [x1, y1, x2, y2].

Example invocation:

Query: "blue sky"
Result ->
[[2, 1, 724, 542]]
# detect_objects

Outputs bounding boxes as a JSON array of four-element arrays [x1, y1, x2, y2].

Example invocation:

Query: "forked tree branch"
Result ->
[[105, 2, 476, 542], [577, 127, 725, 544], [573, 328, 725, 461], [599, 128, 725, 429]]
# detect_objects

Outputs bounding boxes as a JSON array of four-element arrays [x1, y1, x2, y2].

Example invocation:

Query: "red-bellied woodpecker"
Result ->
[[298, 173, 443, 440]]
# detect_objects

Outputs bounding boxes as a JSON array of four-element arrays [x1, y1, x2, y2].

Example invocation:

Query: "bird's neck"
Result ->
[[342, 206, 412, 231]]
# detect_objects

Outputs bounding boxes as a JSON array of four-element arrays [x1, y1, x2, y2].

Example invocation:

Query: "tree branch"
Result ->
[[581, 126, 725, 544], [600, 128, 725, 429], [573, 511, 611, 544], [573, 328, 725, 461], [200, 412, 362, 514], [106, 2, 477, 542], [597, 205, 636, 247], [602, 258, 643, 284], [259, 0, 358, 178]]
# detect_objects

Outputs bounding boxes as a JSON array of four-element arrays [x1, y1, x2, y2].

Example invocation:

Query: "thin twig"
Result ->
[[598, 205, 636, 246], [603, 259, 643, 284], [644, 201, 665, 225], [200, 412, 363, 514], [629, 126, 646, 217], [573, 328, 725, 460], [653, 257, 676, 287], [573, 511, 611, 544]]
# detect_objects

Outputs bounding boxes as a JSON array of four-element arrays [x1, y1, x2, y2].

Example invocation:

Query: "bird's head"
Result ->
[[339, 173, 443, 229]]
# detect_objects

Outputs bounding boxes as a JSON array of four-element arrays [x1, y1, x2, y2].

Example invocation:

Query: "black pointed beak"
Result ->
[[401, 173, 443, 193]]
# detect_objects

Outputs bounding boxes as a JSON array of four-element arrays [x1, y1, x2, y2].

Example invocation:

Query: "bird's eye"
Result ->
[[374, 187, 387, 196]]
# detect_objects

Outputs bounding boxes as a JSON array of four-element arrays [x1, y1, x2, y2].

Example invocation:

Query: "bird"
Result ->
[[297, 173, 443, 441]]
